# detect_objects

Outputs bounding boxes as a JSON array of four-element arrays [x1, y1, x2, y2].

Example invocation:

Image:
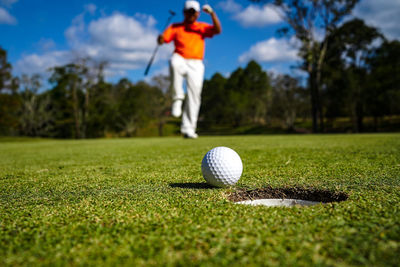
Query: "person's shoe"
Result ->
[[183, 132, 198, 139], [171, 100, 182, 117]]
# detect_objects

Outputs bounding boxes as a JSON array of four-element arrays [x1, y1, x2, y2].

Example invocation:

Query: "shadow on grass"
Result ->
[[169, 182, 215, 189]]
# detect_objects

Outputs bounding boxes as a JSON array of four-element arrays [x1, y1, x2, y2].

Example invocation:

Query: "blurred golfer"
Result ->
[[158, 0, 221, 138]]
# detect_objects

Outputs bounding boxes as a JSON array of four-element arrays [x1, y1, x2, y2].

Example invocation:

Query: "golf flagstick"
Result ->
[[144, 10, 176, 76]]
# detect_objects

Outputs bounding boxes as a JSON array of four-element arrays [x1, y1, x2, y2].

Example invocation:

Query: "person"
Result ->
[[158, 0, 222, 139]]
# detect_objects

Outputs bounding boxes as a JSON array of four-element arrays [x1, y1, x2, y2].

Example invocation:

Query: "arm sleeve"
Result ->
[[163, 25, 175, 43], [202, 23, 216, 38]]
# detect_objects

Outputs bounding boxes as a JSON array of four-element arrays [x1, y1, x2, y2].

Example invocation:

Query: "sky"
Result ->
[[1, 0, 400, 84]]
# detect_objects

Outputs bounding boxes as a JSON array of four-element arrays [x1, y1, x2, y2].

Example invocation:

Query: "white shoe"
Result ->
[[183, 132, 198, 139], [171, 100, 182, 117]]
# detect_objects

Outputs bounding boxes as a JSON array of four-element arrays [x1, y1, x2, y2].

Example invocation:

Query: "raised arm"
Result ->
[[203, 5, 222, 34]]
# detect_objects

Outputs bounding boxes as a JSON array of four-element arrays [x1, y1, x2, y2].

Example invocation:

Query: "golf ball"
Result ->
[[201, 147, 243, 187]]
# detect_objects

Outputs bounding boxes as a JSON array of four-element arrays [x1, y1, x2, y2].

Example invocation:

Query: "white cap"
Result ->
[[184, 0, 200, 12]]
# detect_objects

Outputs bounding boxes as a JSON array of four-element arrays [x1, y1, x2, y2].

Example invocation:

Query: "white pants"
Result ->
[[170, 53, 205, 135]]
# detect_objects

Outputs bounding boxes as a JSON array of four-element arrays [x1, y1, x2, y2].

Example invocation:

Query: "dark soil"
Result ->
[[228, 186, 348, 203]]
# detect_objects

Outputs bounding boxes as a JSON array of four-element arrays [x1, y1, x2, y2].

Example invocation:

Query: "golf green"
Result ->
[[0, 134, 399, 266]]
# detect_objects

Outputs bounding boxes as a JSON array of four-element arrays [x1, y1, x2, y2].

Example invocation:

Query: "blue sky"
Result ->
[[1, 0, 399, 84]]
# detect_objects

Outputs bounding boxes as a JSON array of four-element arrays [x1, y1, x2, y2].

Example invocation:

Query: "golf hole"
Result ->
[[228, 186, 348, 207]]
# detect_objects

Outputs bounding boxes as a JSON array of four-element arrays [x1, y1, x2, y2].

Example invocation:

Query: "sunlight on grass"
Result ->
[[1, 134, 399, 266]]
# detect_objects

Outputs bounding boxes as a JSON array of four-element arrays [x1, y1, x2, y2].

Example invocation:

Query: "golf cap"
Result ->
[[184, 0, 200, 12]]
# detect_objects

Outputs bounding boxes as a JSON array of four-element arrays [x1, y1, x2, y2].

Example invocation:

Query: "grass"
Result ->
[[0, 134, 399, 266]]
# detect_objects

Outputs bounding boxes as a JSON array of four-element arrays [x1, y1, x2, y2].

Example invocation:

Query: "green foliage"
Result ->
[[47, 64, 80, 138], [1, 19, 400, 137], [19, 74, 53, 136], [322, 19, 389, 132], [44, 63, 169, 138], [250, 0, 360, 133], [201, 61, 272, 128], [200, 62, 310, 133], [116, 81, 165, 137], [0, 134, 399, 265], [269, 74, 309, 131], [0, 47, 19, 135], [0, 50, 10, 90], [85, 81, 115, 137], [201, 73, 228, 127], [367, 40, 400, 118]]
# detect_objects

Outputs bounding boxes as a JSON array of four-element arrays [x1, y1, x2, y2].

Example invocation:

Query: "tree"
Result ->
[[0, 47, 14, 92], [225, 60, 271, 127], [0, 47, 19, 135], [200, 61, 271, 129], [251, 0, 359, 132], [48, 58, 108, 138], [116, 80, 164, 137], [84, 79, 114, 138], [367, 40, 400, 129], [225, 67, 247, 127], [48, 64, 84, 138], [269, 74, 308, 131], [242, 60, 271, 124], [19, 74, 53, 136], [200, 73, 228, 128], [75, 58, 108, 138], [323, 18, 382, 132], [150, 74, 172, 136]]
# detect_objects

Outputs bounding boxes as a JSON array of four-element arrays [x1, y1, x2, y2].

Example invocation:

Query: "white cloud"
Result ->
[[87, 13, 156, 51], [218, 0, 282, 27], [15, 10, 173, 79], [0, 7, 16, 24], [239, 37, 300, 63], [217, 0, 242, 13], [16, 51, 71, 75], [134, 12, 157, 28], [84, 3, 97, 15], [0, 0, 17, 8], [353, 0, 400, 40], [36, 38, 56, 51], [234, 4, 283, 27], [75, 12, 172, 72], [65, 13, 86, 47]]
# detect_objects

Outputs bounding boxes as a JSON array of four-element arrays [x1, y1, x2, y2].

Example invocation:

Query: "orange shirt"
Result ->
[[163, 21, 215, 60]]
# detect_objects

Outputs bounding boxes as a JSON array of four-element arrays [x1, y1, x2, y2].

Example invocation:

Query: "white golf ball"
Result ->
[[201, 147, 243, 187]]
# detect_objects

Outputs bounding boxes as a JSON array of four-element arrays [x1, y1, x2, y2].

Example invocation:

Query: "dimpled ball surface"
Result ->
[[201, 147, 243, 187]]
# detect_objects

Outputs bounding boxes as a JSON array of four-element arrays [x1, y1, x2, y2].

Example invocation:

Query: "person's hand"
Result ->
[[202, 4, 213, 14], [157, 34, 164, 45]]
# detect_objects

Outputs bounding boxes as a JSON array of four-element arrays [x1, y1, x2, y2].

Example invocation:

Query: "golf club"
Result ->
[[144, 10, 176, 76]]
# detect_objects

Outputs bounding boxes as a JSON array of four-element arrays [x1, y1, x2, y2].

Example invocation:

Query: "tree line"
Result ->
[[1, 17, 399, 138], [251, 0, 400, 132]]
